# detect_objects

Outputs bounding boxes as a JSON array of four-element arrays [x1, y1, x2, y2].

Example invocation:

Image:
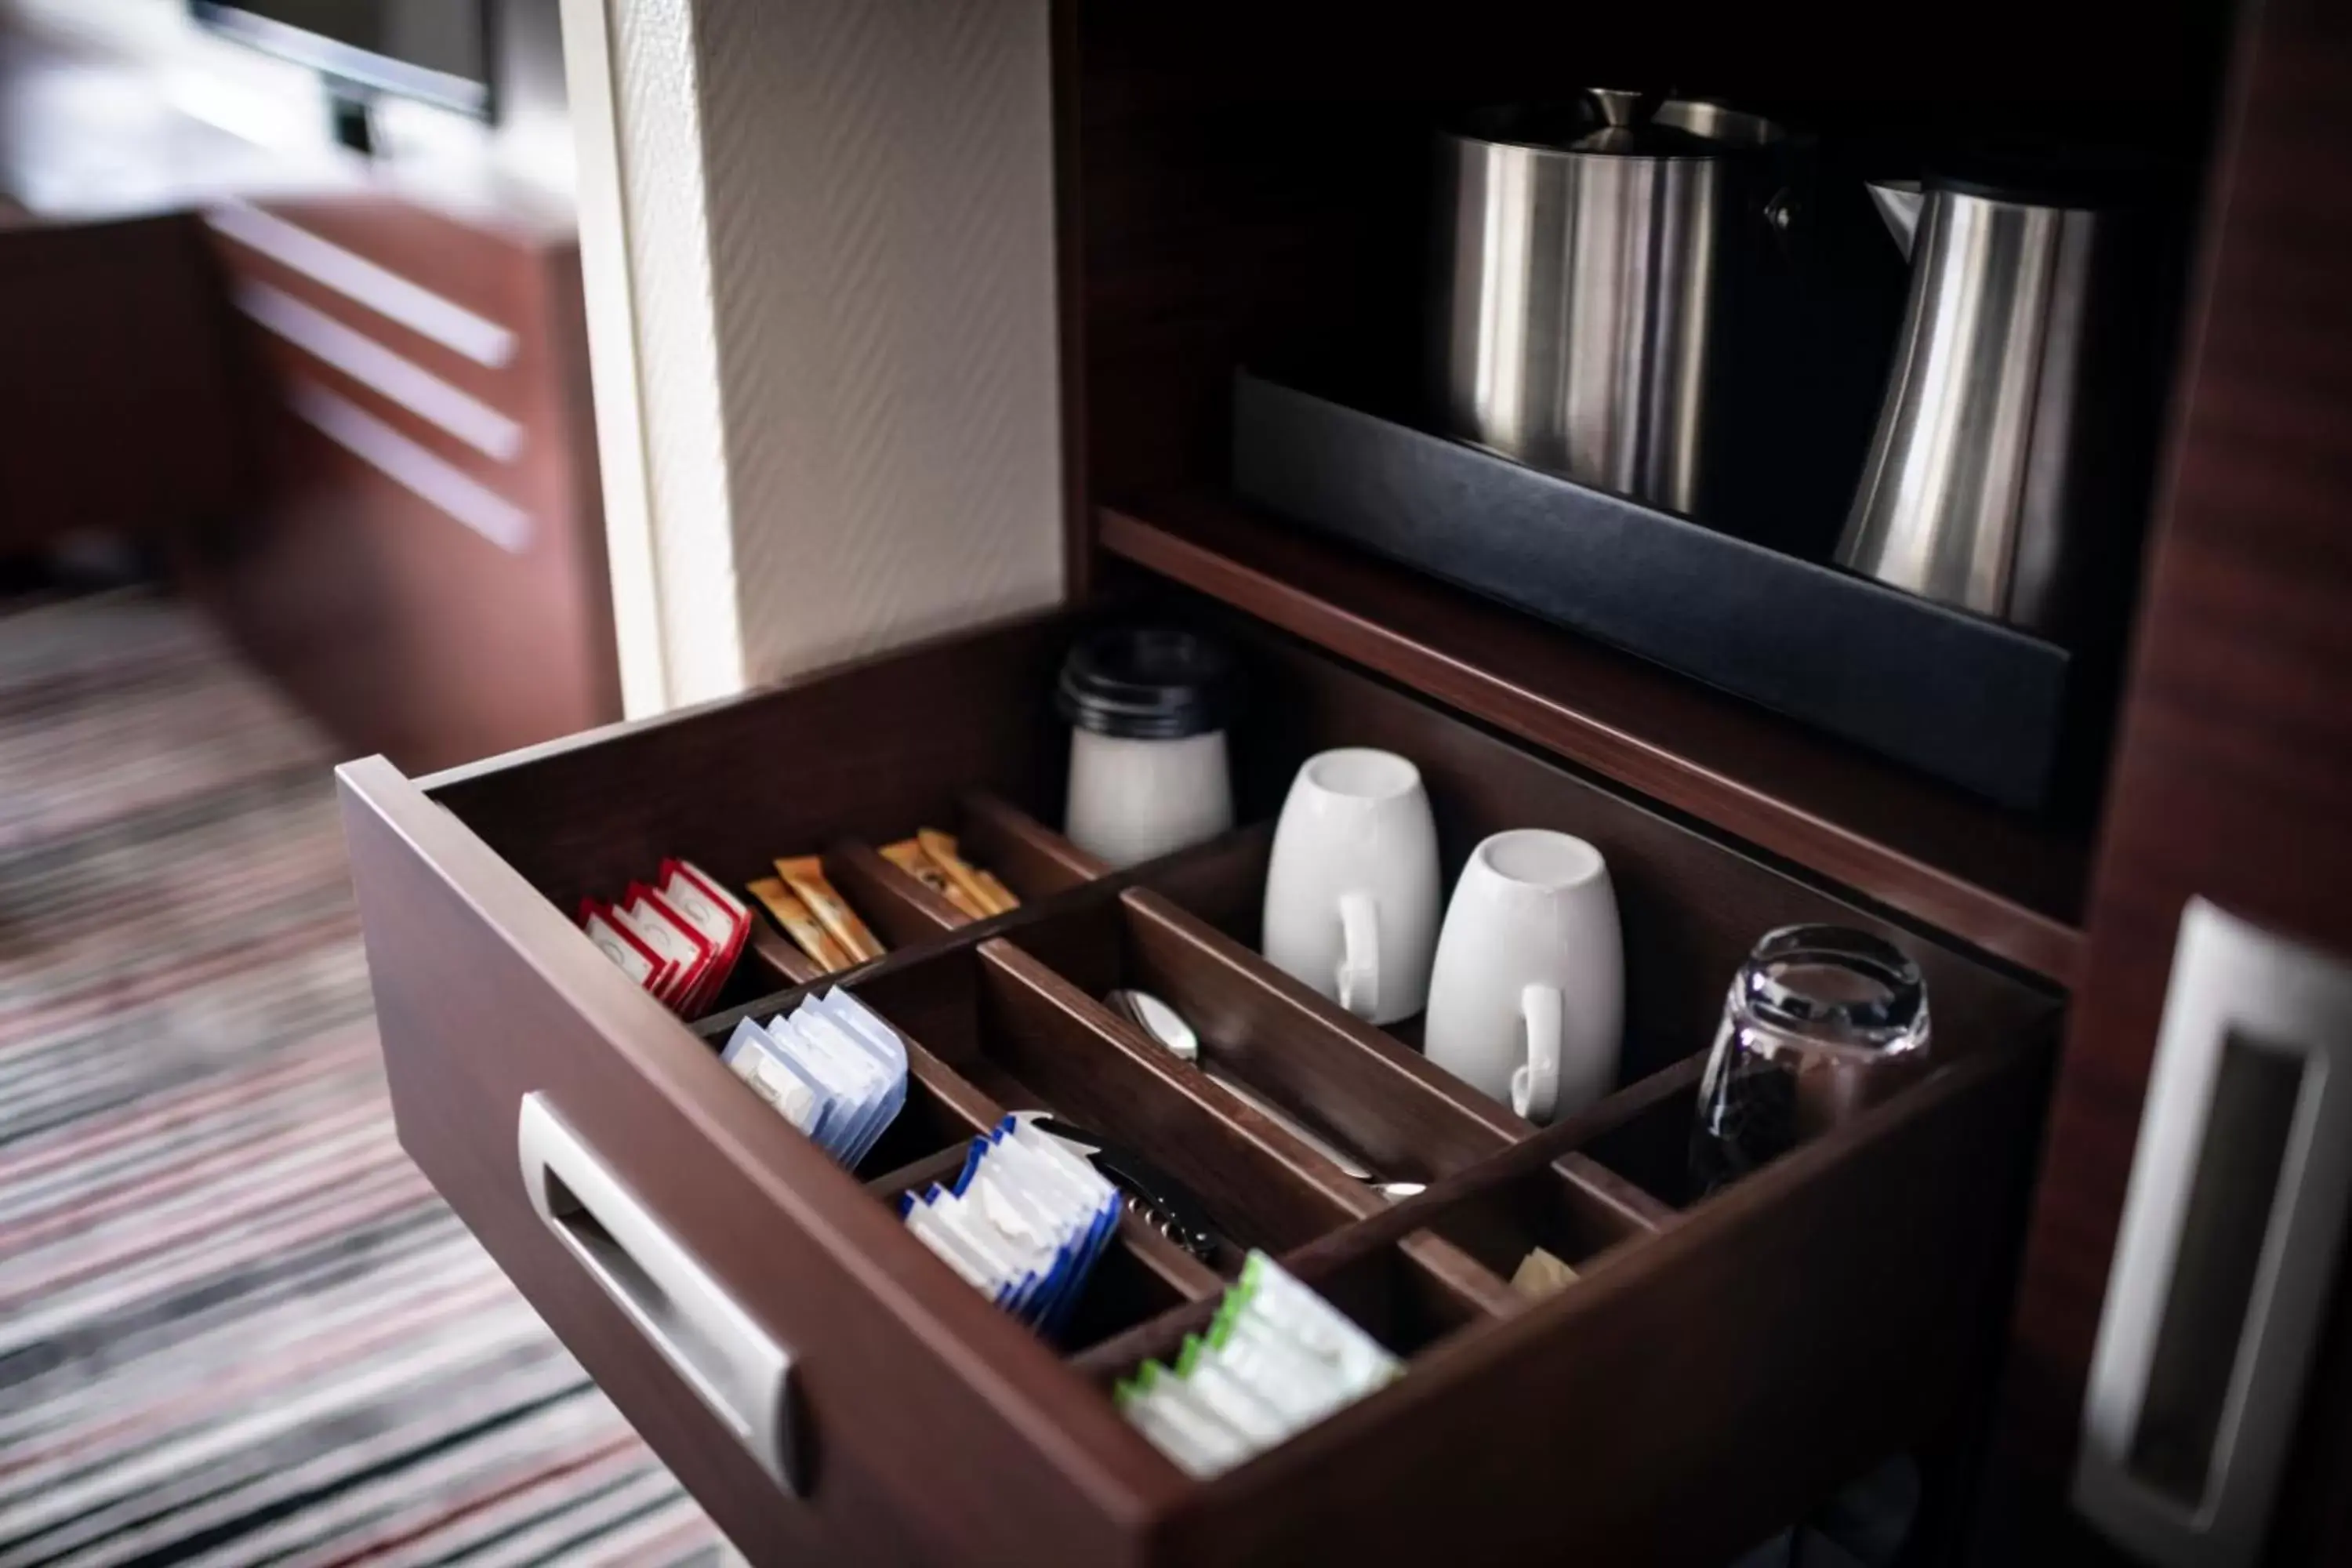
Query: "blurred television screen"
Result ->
[[189, 0, 493, 118]]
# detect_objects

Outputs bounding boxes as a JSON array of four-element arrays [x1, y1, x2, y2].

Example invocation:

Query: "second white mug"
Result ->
[[1423, 828, 1623, 1123], [1261, 749, 1441, 1025]]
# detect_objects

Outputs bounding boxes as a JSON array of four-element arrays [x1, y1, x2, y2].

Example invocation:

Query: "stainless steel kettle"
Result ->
[[1434, 91, 1793, 519], [1835, 178, 2144, 641]]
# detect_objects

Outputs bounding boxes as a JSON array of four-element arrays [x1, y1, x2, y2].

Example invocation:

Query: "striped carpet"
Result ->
[[0, 595, 727, 1566]]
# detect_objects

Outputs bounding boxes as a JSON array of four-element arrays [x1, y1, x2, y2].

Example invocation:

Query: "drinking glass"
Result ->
[[1689, 925, 1931, 1198]]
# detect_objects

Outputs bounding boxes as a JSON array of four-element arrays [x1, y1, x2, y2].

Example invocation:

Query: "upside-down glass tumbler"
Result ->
[[1689, 925, 1932, 1199]]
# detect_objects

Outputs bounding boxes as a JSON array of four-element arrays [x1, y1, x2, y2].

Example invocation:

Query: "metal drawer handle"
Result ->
[[2074, 900, 2352, 1566], [517, 1092, 804, 1494]]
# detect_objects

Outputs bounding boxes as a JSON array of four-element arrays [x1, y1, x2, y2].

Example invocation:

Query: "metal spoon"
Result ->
[[1105, 988, 1198, 1062], [1103, 988, 1423, 1199]]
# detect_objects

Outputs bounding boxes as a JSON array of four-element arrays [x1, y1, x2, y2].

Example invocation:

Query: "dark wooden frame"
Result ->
[[1984, 2, 2352, 1558]]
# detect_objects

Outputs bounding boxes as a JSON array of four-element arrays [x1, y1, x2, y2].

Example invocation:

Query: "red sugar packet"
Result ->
[[635, 884, 715, 1020], [606, 898, 691, 1005], [580, 898, 672, 998], [626, 884, 715, 1014], [659, 859, 747, 1009]]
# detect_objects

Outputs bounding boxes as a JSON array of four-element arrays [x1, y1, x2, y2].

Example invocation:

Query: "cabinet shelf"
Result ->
[[1100, 491, 2089, 985]]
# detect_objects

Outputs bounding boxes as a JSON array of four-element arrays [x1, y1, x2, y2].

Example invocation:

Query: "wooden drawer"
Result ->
[[337, 610, 2059, 1566]]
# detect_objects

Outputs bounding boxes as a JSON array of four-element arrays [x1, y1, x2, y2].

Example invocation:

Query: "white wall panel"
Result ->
[[607, 0, 744, 706], [580, 0, 1064, 707]]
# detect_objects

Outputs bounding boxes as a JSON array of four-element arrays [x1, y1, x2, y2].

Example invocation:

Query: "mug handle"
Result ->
[[1511, 983, 1563, 1123], [1336, 891, 1381, 1019]]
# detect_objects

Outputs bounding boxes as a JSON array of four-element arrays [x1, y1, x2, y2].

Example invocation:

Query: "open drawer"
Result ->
[[336, 610, 2059, 1566]]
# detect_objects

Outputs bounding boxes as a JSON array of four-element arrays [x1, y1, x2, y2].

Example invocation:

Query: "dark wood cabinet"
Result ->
[[333, 0, 2352, 1561], [0, 212, 242, 554], [192, 195, 619, 774]]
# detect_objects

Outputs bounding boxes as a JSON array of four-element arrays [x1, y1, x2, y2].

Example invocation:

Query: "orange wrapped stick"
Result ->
[[775, 855, 887, 962]]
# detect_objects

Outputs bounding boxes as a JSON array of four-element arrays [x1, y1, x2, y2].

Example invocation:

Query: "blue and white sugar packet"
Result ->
[[767, 1011, 884, 1160], [722, 989, 908, 1166], [811, 989, 912, 1163], [783, 996, 906, 1166], [721, 1017, 831, 1142]]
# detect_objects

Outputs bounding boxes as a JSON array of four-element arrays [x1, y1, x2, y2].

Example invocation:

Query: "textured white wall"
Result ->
[[561, 0, 681, 712], [608, 0, 744, 706], [575, 0, 1065, 710]]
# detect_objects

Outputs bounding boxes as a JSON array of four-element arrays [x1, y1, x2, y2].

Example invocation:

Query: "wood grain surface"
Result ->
[[961, 789, 1111, 895], [423, 613, 1073, 913], [1994, 4, 2352, 1559]]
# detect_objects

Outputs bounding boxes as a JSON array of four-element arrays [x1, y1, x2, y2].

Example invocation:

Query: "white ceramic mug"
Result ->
[[1261, 749, 1441, 1025], [1423, 829, 1623, 1123]]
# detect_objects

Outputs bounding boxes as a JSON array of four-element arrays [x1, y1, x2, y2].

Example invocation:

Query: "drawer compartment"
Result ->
[[339, 611, 2058, 1566]]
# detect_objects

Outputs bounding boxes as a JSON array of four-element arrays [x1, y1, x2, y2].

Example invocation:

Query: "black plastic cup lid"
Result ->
[[1056, 626, 1232, 741]]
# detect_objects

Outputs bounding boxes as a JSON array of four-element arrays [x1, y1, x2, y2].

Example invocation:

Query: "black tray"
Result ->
[[1231, 371, 2071, 811]]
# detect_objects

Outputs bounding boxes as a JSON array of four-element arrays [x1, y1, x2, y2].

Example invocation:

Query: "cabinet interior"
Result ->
[[1059, 0, 2238, 986]]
